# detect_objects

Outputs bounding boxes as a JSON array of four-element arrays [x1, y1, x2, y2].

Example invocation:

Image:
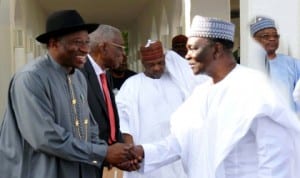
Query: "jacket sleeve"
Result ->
[[10, 71, 107, 168], [251, 117, 293, 178]]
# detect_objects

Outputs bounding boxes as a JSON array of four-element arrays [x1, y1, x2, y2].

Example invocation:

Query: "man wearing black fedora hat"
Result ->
[[0, 9, 140, 178]]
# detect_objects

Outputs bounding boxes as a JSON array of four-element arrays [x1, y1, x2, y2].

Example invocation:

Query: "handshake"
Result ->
[[105, 143, 144, 171]]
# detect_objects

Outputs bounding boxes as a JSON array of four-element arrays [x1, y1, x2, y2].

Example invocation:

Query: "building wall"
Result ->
[[125, 0, 231, 72], [0, 0, 46, 122], [126, 0, 187, 72], [0, 0, 14, 120]]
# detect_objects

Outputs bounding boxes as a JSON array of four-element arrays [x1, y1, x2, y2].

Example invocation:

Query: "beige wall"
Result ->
[[0, 0, 46, 122], [125, 0, 187, 72], [0, 0, 14, 121], [124, 0, 231, 72], [189, 0, 230, 21]]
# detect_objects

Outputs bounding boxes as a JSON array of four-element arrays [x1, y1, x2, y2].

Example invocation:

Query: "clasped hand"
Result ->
[[105, 143, 144, 171]]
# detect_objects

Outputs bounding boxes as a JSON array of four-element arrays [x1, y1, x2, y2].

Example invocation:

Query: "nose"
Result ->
[[79, 44, 89, 54], [185, 51, 192, 61], [153, 64, 164, 73]]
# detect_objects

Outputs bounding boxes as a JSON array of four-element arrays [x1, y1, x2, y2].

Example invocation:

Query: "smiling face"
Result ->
[[254, 28, 279, 55], [185, 37, 215, 75], [49, 30, 90, 71]]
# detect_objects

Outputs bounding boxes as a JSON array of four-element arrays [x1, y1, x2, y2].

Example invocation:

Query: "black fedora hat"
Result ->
[[36, 10, 99, 43]]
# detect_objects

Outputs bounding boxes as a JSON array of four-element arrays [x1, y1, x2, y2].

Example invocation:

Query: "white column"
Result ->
[[240, 0, 300, 69], [184, 0, 231, 41], [0, 0, 14, 121], [14, 47, 26, 71], [188, 0, 230, 21]]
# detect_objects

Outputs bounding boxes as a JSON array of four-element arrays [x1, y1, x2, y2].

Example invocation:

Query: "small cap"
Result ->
[[140, 40, 164, 60], [188, 15, 235, 42], [250, 16, 276, 36]]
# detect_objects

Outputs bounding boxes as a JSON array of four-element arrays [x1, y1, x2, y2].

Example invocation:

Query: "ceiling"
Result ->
[[36, 0, 240, 30], [36, 0, 151, 29]]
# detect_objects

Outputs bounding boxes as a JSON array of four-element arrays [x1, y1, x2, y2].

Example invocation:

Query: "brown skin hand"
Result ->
[[122, 133, 134, 145], [105, 143, 134, 165]]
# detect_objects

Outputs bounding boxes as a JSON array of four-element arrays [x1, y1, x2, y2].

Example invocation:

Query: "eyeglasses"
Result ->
[[257, 34, 280, 40], [110, 42, 126, 51], [61, 39, 90, 47]]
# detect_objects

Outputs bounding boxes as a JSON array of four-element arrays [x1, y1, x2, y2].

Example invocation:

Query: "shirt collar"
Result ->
[[47, 53, 74, 75], [87, 54, 105, 75]]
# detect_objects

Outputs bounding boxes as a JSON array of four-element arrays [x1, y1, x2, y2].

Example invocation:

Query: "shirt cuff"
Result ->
[[139, 143, 158, 173], [88, 142, 108, 168]]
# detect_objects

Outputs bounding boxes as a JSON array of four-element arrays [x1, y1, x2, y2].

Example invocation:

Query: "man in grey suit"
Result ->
[[0, 10, 139, 178]]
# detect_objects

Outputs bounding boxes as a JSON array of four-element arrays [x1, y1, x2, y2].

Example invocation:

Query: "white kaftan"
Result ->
[[116, 51, 204, 178], [142, 65, 300, 178]]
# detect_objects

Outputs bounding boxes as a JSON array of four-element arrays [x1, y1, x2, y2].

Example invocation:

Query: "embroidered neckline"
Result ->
[[68, 75, 88, 141]]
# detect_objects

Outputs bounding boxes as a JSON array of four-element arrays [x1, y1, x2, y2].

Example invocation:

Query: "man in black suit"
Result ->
[[80, 24, 129, 177]]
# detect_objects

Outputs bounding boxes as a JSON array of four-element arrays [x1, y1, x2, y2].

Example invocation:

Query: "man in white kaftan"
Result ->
[[142, 65, 300, 178], [132, 15, 300, 178], [116, 41, 204, 178]]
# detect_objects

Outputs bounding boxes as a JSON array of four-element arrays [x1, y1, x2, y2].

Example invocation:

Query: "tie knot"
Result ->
[[100, 73, 107, 81], [100, 73, 105, 77]]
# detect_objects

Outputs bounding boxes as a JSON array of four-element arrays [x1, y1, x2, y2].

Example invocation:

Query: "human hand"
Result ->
[[115, 159, 139, 171], [115, 145, 144, 171], [129, 145, 144, 161], [105, 143, 134, 165]]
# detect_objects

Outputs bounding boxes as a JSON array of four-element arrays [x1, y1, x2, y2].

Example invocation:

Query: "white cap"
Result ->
[[188, 15, 235, 42]]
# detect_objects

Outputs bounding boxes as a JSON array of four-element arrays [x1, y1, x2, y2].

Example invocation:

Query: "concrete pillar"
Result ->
[[14, 47, 26, 71], [0, 0, 14, 121], [185, 0, 230, 32]]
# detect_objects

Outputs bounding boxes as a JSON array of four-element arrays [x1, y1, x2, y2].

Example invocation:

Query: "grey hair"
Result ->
[[89, 24, 122, 52]]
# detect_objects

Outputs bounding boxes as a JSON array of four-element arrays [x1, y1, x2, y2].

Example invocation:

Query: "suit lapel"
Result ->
[[84, 59, 108, 114]]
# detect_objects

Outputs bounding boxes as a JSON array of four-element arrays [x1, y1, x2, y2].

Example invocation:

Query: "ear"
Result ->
[[98, 42, 106, 54], [253, 35, 261, 43], [213, 42, 223, 58], [48, 38, 59, 48]]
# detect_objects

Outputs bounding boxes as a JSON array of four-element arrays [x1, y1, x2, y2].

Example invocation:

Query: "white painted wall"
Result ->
[[125, 0, 231, 72], [0, 0, 46, 121], [0, 0, 14, 121], [189, 0, 230, 22], [125, 0, 186, 72]]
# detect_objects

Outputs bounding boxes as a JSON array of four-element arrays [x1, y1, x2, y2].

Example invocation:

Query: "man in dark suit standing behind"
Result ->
[[80, 24, 126, 177]]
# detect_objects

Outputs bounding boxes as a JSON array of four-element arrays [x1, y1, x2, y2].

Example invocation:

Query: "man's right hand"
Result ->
[[115, 145, 144, 171], [105, 143, 134, 165]]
